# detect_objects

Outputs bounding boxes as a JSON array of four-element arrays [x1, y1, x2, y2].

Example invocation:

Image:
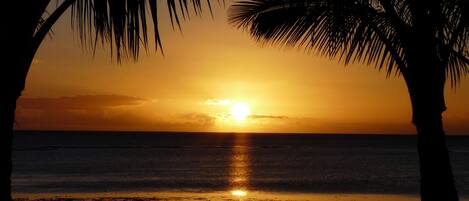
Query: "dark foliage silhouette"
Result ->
[[0, 1, 216, 200], [229, 0, 468, 201]]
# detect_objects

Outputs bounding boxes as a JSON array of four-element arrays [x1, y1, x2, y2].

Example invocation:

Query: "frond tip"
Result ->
[[71, 0, 214, 62]]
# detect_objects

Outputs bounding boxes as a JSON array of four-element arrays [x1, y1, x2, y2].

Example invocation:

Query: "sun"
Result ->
[[231, 189, 247, 197], [230, 102, 251, 122]]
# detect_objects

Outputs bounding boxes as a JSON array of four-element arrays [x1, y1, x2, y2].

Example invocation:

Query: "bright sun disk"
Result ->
[[230, 102, 251, 122], [231, 190, 247, 197]]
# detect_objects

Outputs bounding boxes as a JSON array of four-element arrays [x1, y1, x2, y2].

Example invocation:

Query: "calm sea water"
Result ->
[[12, 131, 469, 196]]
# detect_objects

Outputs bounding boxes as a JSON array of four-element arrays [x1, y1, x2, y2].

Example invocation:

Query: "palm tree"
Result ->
[[1, 1, 216, 200], [229, 0, 468, 201]]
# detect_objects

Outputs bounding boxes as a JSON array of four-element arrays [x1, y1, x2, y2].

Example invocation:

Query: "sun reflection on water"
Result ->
[[229, 134, 250, 198]]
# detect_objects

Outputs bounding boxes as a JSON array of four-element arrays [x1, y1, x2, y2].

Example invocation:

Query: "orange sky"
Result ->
[[15, 2, 469, 134]]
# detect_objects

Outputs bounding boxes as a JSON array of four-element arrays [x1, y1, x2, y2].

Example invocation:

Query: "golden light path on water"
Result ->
[[230, 134, 250, 199]]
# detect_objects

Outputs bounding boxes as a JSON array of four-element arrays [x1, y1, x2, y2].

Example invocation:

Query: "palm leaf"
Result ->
[[71, 0, 214, 61], [230, 0, 406, 75], [229, 0, 469, 84], [439, 0, 469, 86]]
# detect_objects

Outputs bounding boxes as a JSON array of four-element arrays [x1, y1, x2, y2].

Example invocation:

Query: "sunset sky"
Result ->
[[15, 2, 469, 134]]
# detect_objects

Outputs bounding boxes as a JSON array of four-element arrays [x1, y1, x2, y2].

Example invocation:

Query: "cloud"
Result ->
[[204, 98, 232, 106], [250, 114, 289, 119], [180, 113, 216, 126], [15, 94, 215, 131], [18, 95, 146, 110]]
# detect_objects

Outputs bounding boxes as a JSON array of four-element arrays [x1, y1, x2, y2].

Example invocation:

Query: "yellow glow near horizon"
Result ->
[[231, 189, 247, 197], [230, 103, 251, 122]]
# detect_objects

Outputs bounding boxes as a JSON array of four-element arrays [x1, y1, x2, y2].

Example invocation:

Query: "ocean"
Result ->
[[12, 131, 469, 200]]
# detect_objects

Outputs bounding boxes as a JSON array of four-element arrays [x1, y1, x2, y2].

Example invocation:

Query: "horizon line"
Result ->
[[13, 129, 469, 136]]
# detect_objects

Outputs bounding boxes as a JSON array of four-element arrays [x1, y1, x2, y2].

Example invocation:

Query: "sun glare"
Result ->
[[230, 102, 251, 122], [231, 189, 247, 197]]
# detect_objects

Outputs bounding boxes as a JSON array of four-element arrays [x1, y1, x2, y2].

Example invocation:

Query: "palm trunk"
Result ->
[[401, 10, 460, 197], [413, 109, 458, 201], [1, 44, 31, 201], [0, 94, 20, 201], [405, 56, 459, 201], [409, 84, 459, 201], [1, 50, 37, 201], [1, 2, 74, 199], [408, 79, 459, 201], [411, 82, 459, 201], [2, 3, 31, 199]]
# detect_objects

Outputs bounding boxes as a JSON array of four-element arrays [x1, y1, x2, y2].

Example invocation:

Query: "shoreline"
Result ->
[[13, 191, 426, 201]]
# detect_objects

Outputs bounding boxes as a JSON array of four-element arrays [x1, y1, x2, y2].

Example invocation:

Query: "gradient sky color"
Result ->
[[15, 2, 469, 134]]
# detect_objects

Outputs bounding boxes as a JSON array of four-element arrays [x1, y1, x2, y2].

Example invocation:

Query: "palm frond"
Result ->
[[229, 0, 469, 84], [439, 0, 469, 86], [71, 0, 214, 62], [229, 0, 406, 76]]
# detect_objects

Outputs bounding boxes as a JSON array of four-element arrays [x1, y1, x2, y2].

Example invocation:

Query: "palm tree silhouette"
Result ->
[[1, 1, 215, 200], [229, 0, 468, 201]]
